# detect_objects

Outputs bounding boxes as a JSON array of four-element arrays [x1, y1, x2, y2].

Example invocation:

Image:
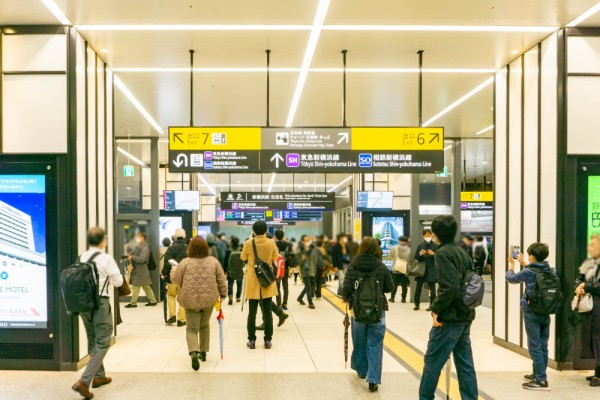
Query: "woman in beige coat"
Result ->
[[171, 236, 227, 371], [240, 221, 279, 349]]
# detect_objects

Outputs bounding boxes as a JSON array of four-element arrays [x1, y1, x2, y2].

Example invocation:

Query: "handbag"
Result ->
[[252, 239, 276, 288], [572, 293, 594, 313], [118, 277, 131, 297], [406, 260, 426, 277], [392, 258, 408, 274]]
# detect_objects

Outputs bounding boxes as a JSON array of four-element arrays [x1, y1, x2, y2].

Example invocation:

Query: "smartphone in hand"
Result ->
[[510, 245, 520, 259]]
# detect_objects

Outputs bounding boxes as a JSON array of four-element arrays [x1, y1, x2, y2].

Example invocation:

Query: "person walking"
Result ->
[[473, 236, 488, 276], [162, 229, 188, 326], [342, 236, 394, 393], [332, 233, 350, 296], [419, 216, 478, 400], [346, 234, 359, 260], [241, 221, 280, 349], [389, 236, 411, 303], [297, 235, 317, 309], [125, 232, 158, 308], [226, 236, 244, 305], [413, 229, 438, 311], [506, 243, 555, 391], [274, 229, 291, 309], [576, 235, 600, 387], [71, 227, 124, 399], [170, 236, 227, 371]]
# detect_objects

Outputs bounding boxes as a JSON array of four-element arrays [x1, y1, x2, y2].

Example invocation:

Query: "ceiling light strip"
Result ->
[[322, 25, 557, 32], [567, 1, 600, 27], [116, 147, 145, 166], [40, 0, 71, 25], [327, 175, 353, 193], [473, 125, 494, 135], [422, 77, 494, 127], [113, 75, 164, 134], [197, 174, 217, 196], [286, 0, 330, 127], [111, 67, 496, 74], [75, 24, 312, 31], [267, 173, 277, 192]]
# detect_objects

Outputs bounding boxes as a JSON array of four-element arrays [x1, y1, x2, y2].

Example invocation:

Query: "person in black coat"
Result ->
[[161, 229, 189, 325], [343, 237, 394, 393], [413, 229, 439, 311]]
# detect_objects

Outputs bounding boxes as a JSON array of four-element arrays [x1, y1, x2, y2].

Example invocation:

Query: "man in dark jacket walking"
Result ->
[[161, 229, 188, 326], [419, 216, 478, 400], [413, 229, 438, 311]]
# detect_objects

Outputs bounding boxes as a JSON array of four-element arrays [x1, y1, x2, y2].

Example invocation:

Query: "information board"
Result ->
[[169, 127, 444, 173], [220, 192, 335, 211]]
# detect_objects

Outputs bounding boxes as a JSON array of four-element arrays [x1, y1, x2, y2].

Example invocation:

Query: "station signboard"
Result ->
[[460, 192, 493, 211], [220, 192, 335, 211], [168, 126, 444, 173]]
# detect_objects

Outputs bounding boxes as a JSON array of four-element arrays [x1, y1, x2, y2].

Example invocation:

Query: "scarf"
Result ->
[[579, 258, 600, 283]]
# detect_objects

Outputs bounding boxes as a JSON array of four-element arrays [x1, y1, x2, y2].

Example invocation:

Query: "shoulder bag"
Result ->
[[252, 240, 276, 288]]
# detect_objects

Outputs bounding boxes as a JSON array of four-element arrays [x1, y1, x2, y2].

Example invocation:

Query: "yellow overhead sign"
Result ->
[[169, 127, 261, 151], [461, 192, 493, 202], [351, 127, 444, 151]]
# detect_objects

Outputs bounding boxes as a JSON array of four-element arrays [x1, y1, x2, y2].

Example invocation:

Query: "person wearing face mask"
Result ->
[[125, 233, 158, 308], [389, 236, 411, 303], [297, 235, 316, 309], [413, 229, 438, 311]]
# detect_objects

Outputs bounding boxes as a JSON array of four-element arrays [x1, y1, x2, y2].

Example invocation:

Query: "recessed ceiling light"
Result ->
[[100, 48, 109, 53], [41, 0, 72, 25], [236, 180, 240, 183], [510, 50, 519, 55], [304, 180, 309, 183], [113, 75, 164, 134], [473, 125, 494, 135], [482, 161, 488, 165]]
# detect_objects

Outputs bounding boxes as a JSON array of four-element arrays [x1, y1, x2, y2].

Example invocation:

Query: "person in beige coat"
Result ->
[[171, 236, 227, 371], [241, 221, 279, 349]]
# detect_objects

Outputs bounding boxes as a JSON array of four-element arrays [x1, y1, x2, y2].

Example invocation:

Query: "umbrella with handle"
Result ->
[[216, 298, 225, 360], [343, 303, 350, 369]]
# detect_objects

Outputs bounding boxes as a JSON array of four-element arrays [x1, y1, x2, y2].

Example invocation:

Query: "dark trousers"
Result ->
[[391, 273, 409, 300], [523, 310, 550, 382], [227, 276, 243, 299], [298, 275, 314, 305], [247, 298, 273, 341], [276, 274, 289, 306], [314, 274, 323, 298], [419, 323, 478, 400], [415, 280, 436, 307], [592, 295, 600, 375]]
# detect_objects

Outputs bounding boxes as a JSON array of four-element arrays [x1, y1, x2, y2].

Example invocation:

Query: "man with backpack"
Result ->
[[71, 227, 124, 399], [506, 243, 559, 391], [162, 229, 188, 326], [419, 216, 479, 400]]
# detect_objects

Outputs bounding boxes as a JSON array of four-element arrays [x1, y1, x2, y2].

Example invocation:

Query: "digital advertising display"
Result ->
[[461, 210, 494, 233], [159, 217, 183, 245], [0, 175, 48, 329], [163, 190, 200, 211], [357, 191, 394, 211], [371, 216, 405, 269], [588, 175, 600, 245]]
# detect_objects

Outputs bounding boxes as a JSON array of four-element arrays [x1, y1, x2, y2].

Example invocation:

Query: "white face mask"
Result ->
[[136, 238, 142, 244], [342, 238, 348, 244], [424, 237, 432, 243]]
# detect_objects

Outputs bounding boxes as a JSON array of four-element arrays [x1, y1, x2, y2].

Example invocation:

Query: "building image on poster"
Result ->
[[372, 216, 404, 269], [588, 176, 600, 244], [0, 175, 47, 329]]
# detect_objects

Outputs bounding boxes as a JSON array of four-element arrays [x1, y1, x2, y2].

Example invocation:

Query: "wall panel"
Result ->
[[106, 71, 115, 255], [2, 34, 66, 71], [86, 47, 97, 227], [76, 34, 87, 254], [567, 77, 600, 155], [97, 58, 106, 230], [567, 36, 600, 74]]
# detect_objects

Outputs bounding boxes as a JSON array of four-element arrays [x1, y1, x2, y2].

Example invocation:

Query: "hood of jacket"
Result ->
[[528, 261, 551, 271], [351, 253, 381, 273]]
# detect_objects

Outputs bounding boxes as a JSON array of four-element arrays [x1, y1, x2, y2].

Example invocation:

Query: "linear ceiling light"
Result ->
[[473, 125, 494, 135], [327, 175, 353, 193], [197, 174, 217, 196], [40, 0, 71, 25], [422, 77, 494, 127], [285, 0, 330, 127], [322, 25, 557, 32], [75, 24, 312, 31], [112, 67, 495, 74], [116, 147, 145, 166], [113, 75, 164, 134], [567, 2, 600, 27], [267, 173, 277, 192]]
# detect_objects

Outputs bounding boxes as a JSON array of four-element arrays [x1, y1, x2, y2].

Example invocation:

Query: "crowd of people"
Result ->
[[70, 220, 600, 400]]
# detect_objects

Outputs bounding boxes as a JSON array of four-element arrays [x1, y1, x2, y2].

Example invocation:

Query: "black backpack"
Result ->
[[351, 272, 384, 324], [148, 252, 157, 271], [462, 270, 485, 309], [528, 267, 562, 315], [60, 252, 106, 315], [251, 240, 276, 287], [228, 250, 244, 278]]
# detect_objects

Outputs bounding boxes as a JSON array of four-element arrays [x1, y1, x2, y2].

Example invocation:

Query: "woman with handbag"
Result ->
[[389, 236, 411, 303], [575, 235, 600, 387]]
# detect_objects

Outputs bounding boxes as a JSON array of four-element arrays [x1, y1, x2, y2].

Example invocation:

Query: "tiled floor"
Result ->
[[1, 280, 598, 399]]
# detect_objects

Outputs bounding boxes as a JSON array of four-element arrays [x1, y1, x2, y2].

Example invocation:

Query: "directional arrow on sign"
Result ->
[[337, 132, 349, 144], [271, 153, 284, 168], [174, 132, 184, 143], [173, 153, 188, 168], [429, 133, 440, 144]]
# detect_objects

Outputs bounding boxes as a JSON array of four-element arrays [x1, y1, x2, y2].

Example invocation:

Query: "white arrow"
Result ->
[[337, 132, 349, 144], [271, 153, 284, 168], [173, 153, 188, 168]]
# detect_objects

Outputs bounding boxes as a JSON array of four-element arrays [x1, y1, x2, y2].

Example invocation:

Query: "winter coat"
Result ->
[[227, 246, 245, 280], [430, 242, 475, 323], [162, 239, 188, 283], [331, 243, 347, 270], [577, 259, 600, 359], [171, 256, 227, 311], [130, 243, 152, 286], [241, 235, 279, 300], [505, 261, 555, 312], [389, 244, 411, 275], [414, 241, 438, 283], [342, 253, 394, 311]]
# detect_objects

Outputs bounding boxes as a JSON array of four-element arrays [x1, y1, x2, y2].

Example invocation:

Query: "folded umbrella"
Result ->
[[216, 299, 225, 360], [343, 303, 350, 369]]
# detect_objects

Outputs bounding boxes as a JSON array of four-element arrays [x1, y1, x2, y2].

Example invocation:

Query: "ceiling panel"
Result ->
[[0, 0, 58, 25]]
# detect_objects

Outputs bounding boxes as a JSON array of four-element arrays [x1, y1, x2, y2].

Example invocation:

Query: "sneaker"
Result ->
[[426, 307, 432, 312], [177, 320, 186, 327], [297, 299, 306, 306], [166, 316, 176, 325], [357, 373, 366, 379], [591, 377, 600, 387], [145, 302, 158, 307], [278, 313, 289, 327], [368, 383, 379, 392], [265, 340, 272, 349], [389, 298, 395, 303], [200, 352, 207, 362], [413, 306, 420, 311], [124, 304, 137, 308], [308, 304, 315, 309], [522, 380, 549, 391], [401, 298, 406, 303], [228, 298, 233, 305], [282, 304, 288, 311], [524, 374, 534, 382], [247, 340, 256, 350], [236, 298, 241, 303], [586, 376, 595, 382], [190, 352, 200, 371]]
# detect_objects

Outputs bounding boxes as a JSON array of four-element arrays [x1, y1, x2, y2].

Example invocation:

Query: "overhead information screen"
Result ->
[[274, 211, 323, 221], [164, 190, 200, 211], [0, 175, 48, 329], [221, 192, 335, 211], [169, 127, 444, 173], [357, 191, 394, 211], [223, 211, 265, 221]]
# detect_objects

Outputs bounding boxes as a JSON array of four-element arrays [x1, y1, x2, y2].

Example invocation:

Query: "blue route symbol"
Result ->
[[0, 271, 8, 280]]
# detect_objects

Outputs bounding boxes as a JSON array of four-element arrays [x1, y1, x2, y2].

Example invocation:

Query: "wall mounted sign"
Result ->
[[168, 126, 444, 173], [220, 192, 335, 211]]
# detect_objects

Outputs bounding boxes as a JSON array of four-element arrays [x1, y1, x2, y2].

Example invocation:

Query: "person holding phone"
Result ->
[[413, 229, 438, 311]]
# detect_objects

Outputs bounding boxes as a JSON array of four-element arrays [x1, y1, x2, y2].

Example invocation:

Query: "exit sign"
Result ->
[[436, 166, 449, 177], [123, 165, 135, 177]]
